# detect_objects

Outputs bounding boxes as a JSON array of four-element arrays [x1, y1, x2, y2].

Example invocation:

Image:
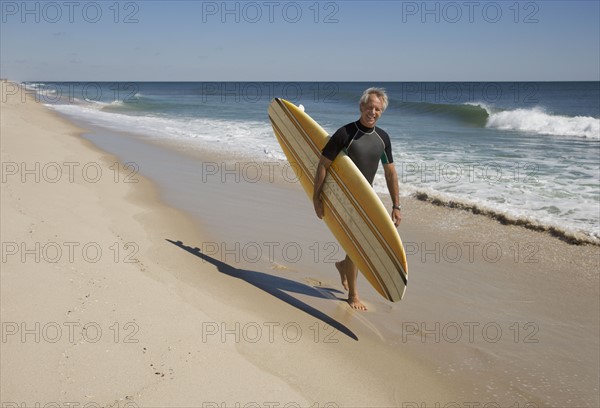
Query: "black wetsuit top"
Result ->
[[321, 121, 394, 185]]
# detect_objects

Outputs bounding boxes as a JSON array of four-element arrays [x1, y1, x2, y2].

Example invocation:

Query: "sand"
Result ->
[[1, 80, 598, 407]]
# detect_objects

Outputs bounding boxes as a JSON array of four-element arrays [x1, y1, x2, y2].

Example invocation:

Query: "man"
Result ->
[[312, 87, 402, 311]]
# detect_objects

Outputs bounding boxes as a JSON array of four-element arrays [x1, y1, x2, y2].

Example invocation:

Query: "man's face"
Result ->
[[359, 94, 384, 128]]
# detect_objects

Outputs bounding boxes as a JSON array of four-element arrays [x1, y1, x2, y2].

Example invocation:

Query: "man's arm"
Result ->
[[383, 163, 402, 226], [313, 155, 333, 219]]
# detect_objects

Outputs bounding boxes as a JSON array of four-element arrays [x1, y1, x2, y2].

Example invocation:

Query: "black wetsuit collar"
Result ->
[[355, 120, 375, 133]]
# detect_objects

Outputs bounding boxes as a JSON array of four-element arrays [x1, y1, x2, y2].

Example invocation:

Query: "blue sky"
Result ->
[[1, 0, 599, 81]]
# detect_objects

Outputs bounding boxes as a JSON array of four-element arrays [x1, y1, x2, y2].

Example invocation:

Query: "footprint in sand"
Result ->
[[304, 277, 323, 287], [270, 263, 296, 272]]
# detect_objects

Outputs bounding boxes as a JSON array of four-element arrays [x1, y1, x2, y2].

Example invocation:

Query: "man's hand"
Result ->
[[384, 163, 402, 227], [392, 208, 402, 227]]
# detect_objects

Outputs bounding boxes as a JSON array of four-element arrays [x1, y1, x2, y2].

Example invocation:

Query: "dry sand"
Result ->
[[1, 80, 599, 407]]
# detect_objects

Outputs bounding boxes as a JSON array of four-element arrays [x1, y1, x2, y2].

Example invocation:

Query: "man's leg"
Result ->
[[336, 255, 367, 310]]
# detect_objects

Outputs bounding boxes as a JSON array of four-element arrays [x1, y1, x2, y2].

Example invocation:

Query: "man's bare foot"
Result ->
[[336, 261, 349, 291], [347, 295, 367, 311]]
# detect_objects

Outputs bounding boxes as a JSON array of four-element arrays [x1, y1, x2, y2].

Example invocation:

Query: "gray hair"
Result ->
[[359, 87, 389, 111]]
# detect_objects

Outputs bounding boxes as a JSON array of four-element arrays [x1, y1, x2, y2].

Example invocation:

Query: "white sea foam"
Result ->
[[47, 102, 284, 160], [372, 156, 600, 243], [21, 82, 46, 90], [22, 81, 58, 95], [476, 104, 600, 139]]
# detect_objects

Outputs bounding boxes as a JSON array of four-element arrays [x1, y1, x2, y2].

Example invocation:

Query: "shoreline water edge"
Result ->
[[15, 80, 600, 246], [1, 80, 599, 406]]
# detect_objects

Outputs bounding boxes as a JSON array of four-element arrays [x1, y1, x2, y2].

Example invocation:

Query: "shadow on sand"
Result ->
[[166, 239, 358, 341]]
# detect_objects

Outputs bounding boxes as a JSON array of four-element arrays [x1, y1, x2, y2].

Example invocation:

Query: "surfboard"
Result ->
[[268, 98, 408, 301]]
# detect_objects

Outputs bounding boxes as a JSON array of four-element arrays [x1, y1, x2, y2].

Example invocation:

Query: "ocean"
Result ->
[[24, 81, 600, 243]]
